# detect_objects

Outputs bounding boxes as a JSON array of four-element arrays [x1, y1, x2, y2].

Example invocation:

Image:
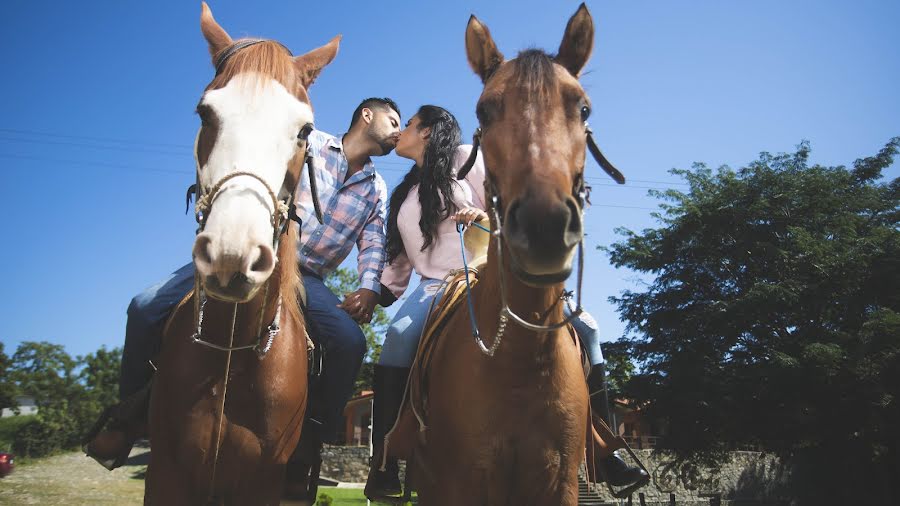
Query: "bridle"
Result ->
[[455, 121, 624, 356], [182, 39, 325, 501]]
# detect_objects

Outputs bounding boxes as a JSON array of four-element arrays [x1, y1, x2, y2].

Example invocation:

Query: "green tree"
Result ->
[[9, 341, 78, 407], [325, 267, 390, 394], [0, 342, 16, 411], [600, 341, 635, 402], [606, 139, 899, 504], [78, 346, 122, 408]]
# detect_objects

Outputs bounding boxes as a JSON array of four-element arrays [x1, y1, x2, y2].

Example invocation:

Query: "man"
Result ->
[[83, 97, 401, 471]]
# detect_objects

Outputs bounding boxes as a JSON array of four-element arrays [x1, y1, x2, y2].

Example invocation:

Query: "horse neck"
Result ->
[[200, 226, 300, 347], [475, 235, 567, 361]]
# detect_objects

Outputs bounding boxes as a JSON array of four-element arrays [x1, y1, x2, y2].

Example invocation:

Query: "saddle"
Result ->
[[379, 265, 481, 466], [378, 261, 589, 470]]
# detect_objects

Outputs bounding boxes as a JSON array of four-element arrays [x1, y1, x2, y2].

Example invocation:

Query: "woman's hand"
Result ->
[[338, 288, 379, 324], [453, 207, 488, 227]]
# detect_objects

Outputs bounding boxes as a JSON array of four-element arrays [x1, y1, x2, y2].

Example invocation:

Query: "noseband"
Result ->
[[455, 122, 625, 353], [186, 38, 325, 252]]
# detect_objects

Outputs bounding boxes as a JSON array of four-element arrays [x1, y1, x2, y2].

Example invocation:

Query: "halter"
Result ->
[[186, 39, 323, 501], [455, 122, 624, 356]]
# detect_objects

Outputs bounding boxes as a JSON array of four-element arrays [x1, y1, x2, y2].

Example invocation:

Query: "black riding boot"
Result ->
[[364, 365, 410, 500], [82, 379, 152, 470], [587, 363, 649, 487]]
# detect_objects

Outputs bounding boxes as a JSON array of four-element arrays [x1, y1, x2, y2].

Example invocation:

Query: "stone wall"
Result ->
[[586, 450, 791, 505], [319, 445, 370, 483], [320, 446, 791, 504]]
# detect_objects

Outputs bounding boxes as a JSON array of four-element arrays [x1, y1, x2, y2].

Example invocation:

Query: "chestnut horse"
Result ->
[[408, 5, 624, 505], [144, 4, 338, 504]]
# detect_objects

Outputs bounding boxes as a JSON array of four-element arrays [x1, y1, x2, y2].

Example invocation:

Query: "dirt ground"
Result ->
[[0, 444, 367, 505], [0, 444, 147, 505]]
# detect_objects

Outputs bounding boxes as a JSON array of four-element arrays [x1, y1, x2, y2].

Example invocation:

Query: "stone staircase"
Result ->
[[578, 473, 616, 505]]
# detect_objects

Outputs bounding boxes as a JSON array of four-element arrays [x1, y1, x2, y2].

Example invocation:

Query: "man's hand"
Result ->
[[337, 288, 379, 324]]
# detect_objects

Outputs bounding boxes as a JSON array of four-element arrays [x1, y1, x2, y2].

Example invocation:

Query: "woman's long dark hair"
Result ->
[[386, 105, 462, 263]]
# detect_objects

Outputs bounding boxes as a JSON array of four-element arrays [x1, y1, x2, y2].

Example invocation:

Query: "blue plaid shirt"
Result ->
[[294, 130, 388, 293]]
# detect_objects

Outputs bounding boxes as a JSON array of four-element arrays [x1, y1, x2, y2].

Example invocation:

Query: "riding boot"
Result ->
[[82, 380, 152, 471], [364, 365, 410, 500], [284, 418, 324, 501], [586, 363, 649, 488]]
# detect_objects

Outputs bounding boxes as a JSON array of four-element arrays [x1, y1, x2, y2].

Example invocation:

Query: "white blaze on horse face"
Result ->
[[525, 105, 542, 160], [194, 72, 313, 297]]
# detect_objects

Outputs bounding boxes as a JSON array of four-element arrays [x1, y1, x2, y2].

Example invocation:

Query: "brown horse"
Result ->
[[144, 4, 338, 504], [407, 5, 620, 505]]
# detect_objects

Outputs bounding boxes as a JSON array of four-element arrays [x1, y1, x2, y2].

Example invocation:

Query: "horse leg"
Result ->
[[230, 463, 287, 506], [144, 457, 195, 506]]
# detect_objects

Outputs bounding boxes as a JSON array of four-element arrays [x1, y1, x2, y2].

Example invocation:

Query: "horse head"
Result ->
[[192, 2, 339, 302], [465, 3, 597, 286]]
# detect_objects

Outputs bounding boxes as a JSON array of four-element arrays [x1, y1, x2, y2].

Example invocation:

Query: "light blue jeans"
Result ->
[[565, 300, 605, 366], [378, 278, 604, 367], [379, 278, 447, 367]]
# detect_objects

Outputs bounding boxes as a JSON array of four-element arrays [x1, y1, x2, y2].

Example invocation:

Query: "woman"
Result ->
[[365, 105, 485, 499], [365, 106, 644, 499]]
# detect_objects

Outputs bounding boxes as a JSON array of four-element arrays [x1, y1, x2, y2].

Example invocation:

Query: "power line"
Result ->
[[0, 127, 193, 151], [0, 128, 690, 186], [3, 152, 660, 212], [0, 153, 192, 176], [0, 136, 191, 157]]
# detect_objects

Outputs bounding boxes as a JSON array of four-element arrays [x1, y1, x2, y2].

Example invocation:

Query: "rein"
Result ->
[[453, 121, 622, 357]]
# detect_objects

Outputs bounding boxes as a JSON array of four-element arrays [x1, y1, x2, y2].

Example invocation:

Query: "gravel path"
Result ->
[[0, 444, 147, 505]]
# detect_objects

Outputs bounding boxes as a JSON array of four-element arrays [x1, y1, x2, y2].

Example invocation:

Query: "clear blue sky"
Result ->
[[2, 1, 898, 358]]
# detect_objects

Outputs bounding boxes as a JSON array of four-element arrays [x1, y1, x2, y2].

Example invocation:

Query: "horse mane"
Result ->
[[511, 49, 558, 104], [278, 222, 303, 327], [206, 39, 304, 98]]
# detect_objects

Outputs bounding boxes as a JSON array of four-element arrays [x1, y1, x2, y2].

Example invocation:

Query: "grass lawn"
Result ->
[[314, 486, 417, 505]]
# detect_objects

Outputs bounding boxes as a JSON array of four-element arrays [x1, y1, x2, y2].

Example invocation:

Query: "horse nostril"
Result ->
[[563, 196, 583, 247], [565, 198, 581, 232], [248, 245, 276, 275], [193, 235, 215, 273], [505, 200, 521, 232]]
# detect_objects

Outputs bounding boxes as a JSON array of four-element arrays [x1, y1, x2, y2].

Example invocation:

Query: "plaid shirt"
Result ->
[[293, 130, 388, 293]]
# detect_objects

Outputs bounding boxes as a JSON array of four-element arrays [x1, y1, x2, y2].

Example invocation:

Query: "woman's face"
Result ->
[[395, 114, 429, 162]]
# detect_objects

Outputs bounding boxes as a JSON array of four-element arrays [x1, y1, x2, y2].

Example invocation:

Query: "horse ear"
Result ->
[[466, 15, 504, 83], [555, 3, 594, 77], [294, 35, 341, 88], [200, 2, 233, 64]]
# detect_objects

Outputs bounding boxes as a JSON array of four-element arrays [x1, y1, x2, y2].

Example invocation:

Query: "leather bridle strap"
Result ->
[[455, 127, 482, 180], [456, 123, 625, 185], [585, 125, 625, 185]]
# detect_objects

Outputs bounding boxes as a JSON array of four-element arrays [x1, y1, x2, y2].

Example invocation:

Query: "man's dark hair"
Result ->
[[349, 97, 401, 129]]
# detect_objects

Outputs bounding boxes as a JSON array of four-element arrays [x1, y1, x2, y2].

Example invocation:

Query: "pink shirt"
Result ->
[[381, 145, 487, 298]]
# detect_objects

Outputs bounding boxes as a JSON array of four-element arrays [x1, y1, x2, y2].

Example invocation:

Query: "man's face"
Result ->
[[365, 107, 401, 155]]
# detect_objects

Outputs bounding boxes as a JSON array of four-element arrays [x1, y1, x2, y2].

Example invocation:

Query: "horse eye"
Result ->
[[580, 105, 591, 122], [297, 123, 314, 141]]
